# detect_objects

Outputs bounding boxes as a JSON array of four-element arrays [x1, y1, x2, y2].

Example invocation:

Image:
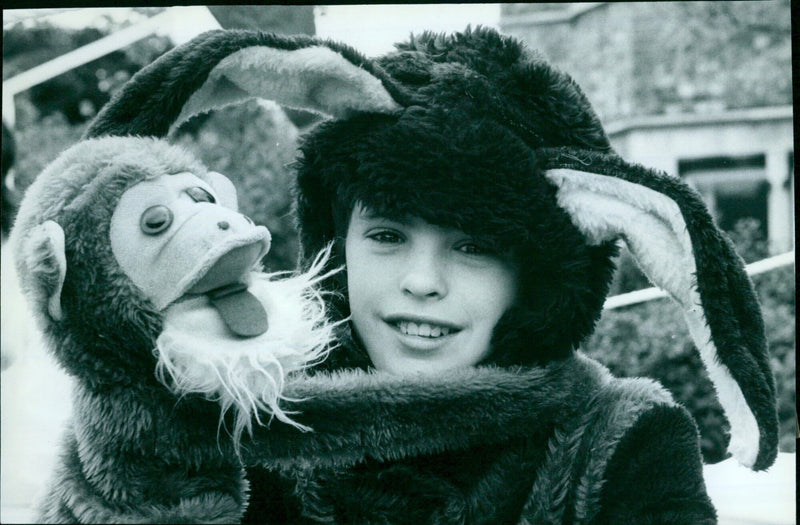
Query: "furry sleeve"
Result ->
[[594, 404, 717, 524]]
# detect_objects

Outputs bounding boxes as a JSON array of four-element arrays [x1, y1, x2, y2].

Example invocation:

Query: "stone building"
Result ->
[[501, 2, 793, 253]]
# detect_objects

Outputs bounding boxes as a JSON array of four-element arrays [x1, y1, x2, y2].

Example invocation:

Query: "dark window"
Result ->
[[679, 154, 768, 235]]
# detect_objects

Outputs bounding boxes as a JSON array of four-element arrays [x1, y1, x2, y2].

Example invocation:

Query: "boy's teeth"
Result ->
[[397, 321, 451, 337]]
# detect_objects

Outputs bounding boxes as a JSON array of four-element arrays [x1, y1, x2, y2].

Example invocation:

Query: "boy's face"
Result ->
[[345, 205, 517, 375]]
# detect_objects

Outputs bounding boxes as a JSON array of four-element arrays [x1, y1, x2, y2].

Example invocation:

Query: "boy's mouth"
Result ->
[[386, 317, 461, 339], [396, 321, 451, 338]]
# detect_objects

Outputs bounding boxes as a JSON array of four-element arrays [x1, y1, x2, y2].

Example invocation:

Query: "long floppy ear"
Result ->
[[16, 221, 68, 322], [540, 146, 778, 471], [84, 30, 402, 139]]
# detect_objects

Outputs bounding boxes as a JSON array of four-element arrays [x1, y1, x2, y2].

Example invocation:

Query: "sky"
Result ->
[[2, 6, 222, 44], [2, 5, 501, 53], [315, 4, 500, 56]]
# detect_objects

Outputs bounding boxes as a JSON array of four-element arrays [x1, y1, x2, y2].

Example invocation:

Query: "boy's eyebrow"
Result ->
[[358, 207, 402, 223], [358, 207, 379, 219]]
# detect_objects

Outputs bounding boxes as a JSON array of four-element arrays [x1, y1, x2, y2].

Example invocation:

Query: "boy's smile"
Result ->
[[345, 205, 517, 375], [384, 314, 462, 352], [386, 314, 461, 337]]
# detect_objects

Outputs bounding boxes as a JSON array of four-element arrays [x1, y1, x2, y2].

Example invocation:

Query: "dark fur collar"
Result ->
[[242, 353, 612, 470]]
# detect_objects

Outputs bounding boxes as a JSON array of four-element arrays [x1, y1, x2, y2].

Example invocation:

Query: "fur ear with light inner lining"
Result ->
[[544, 156, 778, 471], [84, 30, 401, 140]]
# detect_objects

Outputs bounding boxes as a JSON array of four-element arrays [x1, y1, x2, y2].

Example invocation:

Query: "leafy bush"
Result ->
[[587, 219, 795, 463], [4, 21, 172, 124], [5, 99, 89, 235], [10, 100, 87, 190], [4, 17, 172, 229]]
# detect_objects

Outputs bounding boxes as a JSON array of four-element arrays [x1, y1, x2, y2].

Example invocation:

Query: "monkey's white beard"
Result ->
[[154, 247, 337, 451]]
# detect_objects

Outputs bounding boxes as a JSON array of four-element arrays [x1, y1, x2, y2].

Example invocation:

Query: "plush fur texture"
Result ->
[[292, 28, 622, 369], [294, 109, 619, 369], [175, 45, 401, 125], [289, 27, 776, 470], [74, 25, 776, 522], [542, 163, 766, 467], [232, 354, 715, 524], [10, 137, 338, 522]]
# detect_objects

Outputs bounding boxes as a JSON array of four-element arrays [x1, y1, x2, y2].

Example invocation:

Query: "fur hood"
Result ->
[[293, 28, 619, 369]]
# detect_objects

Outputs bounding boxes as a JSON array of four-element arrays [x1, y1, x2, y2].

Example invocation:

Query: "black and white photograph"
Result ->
[[1, 4, 795, 524]]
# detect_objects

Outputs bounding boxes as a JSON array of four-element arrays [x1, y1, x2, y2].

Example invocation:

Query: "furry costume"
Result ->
[[10, 136, 336, 523], [82, 27, 778, 523]]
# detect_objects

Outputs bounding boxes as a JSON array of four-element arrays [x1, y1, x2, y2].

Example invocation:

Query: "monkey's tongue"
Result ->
[[186, 242, 269, 337], [206, 283, 269, 337]]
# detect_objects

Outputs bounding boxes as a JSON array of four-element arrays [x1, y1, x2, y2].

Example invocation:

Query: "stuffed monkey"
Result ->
[[9, 136, 335, 523]]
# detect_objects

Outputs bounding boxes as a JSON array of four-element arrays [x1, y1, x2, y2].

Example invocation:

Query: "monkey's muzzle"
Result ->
[[109, 172, 273, 337], [186, 241, 270, 337]]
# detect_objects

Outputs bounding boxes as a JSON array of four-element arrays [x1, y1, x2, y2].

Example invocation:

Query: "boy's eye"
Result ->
[[186, 186, 216, 203], [456, 241, 492, 256], [367, 229, 404, 244]]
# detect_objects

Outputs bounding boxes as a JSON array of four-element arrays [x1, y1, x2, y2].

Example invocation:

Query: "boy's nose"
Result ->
[[400, 253, 447, 299]]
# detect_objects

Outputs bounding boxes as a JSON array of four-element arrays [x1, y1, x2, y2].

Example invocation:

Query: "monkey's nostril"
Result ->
[[217, 221, 230, 230]]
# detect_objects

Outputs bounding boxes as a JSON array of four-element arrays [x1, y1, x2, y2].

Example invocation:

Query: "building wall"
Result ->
[[500, 3, 635, 123], [500, 2, 792, 122], [500, 2, 794, 253]]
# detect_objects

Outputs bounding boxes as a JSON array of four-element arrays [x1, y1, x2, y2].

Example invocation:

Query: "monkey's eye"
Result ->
[[140, 205, 173, 235], [186, 186, 216, 204]]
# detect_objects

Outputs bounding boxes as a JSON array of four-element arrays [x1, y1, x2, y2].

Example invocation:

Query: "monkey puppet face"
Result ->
[[110, 171, 271, 328], [11, 137, 333, 445], [110, 168, 332, 440]]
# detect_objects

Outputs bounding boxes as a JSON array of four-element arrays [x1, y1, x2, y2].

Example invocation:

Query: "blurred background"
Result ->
[[1, 4, 794, 523]]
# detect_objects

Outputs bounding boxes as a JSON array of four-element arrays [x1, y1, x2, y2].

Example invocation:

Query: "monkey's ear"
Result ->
[[206, 171, 239, 211], [18, 221, 67, 321]]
